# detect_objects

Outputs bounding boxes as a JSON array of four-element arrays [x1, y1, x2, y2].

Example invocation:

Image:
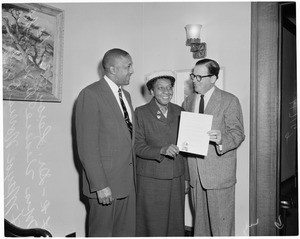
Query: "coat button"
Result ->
[[129, 162, 133, 166]]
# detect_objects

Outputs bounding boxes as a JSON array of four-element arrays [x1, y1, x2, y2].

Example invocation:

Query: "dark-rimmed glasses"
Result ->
[[190, 73, 213, 82]]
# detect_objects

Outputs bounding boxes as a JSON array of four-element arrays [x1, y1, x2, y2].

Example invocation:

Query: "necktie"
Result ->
[[118, 88, 133, 137], [199, 95, 204, 113]]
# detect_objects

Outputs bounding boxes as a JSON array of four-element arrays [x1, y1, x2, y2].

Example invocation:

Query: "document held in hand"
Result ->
[[177, 111, 213, 156]]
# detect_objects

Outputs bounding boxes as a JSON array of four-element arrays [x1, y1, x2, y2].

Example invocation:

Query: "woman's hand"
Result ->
[[160, 144, 179, 158]]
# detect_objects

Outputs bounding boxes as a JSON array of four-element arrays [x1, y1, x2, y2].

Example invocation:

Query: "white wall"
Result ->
[[3, 2, 251, 236]]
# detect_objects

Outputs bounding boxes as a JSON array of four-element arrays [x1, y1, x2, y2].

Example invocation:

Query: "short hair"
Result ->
[[102, 48, 130, 71], [195, 58, 220, 79]]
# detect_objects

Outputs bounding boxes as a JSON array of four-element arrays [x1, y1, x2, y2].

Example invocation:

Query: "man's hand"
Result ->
[[96, 187, 113, 205], [207, 130, 222, 145], [160, 144, 179, 158]]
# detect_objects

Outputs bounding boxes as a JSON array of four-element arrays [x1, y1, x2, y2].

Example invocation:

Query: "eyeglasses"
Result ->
[[190, 73, 213, 82]]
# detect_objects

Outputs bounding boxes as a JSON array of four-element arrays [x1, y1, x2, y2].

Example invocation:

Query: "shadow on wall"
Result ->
[[97, 60, 104, 79], [140, 84, 152, 104], [71, 99, 89, 237]]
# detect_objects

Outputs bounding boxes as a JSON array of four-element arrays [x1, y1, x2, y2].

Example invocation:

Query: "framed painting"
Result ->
[[2, 3, 64, 102]]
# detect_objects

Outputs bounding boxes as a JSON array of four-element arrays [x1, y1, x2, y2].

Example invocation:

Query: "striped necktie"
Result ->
[[118, 88, 133, 137]]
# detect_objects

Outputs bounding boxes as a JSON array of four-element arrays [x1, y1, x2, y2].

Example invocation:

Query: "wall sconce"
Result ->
[[185, 24, 207, 59]]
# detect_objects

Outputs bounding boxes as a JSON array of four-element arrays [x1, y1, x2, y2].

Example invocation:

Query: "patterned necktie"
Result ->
[[118, 88, 133, 137], [199, 95, 204, 113]]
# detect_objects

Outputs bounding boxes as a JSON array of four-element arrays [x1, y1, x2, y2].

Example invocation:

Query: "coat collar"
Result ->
[[148, 97, 177, 123], [98, 79, 134, 142], [205, 86, 222, 115], [188, 86, 222, 115], [98, 79, 123, 118]]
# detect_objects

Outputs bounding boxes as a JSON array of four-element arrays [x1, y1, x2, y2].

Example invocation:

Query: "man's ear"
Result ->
[[150, 89, 154, 96], [109, 66, 116, 75], [210, 75, 217, 84]]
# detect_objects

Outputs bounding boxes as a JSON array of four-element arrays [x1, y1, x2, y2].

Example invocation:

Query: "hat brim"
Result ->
[[146, 75, 175, 91]]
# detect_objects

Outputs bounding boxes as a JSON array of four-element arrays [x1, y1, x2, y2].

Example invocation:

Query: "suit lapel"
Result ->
[[148, 98, 169, 123], [205, 87, 222, 115], [166, 103, 178, 124], [147, 98, 180, 126], [98, 79, 132, 142], [186, 93, 198, 112], [124, 90, 135, 145], [99, 79, 123, 119], [124, 91, 134, 125]]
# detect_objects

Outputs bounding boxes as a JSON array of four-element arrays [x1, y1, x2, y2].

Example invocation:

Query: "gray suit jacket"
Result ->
[[182, 87, 245, 189], [76, 79, 135, 199]]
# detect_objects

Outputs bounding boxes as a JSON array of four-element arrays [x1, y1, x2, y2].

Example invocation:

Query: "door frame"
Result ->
[[249, 2, 281, 236]]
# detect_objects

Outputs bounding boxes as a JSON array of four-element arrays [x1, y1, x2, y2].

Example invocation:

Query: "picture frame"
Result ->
[[173, 68, 224, 106], [2, 3, 64, 102]]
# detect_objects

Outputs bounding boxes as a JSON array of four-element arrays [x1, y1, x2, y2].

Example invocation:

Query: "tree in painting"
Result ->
[[2, 4, 54, 100]]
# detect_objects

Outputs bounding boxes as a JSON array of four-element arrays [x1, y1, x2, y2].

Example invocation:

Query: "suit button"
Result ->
[[129, 162, 133, 166]]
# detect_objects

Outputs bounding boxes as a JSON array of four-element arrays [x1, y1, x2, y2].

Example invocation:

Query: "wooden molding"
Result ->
[[250, 2, 280, 236]]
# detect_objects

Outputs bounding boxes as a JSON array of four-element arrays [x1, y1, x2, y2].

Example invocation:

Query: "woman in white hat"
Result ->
[[135, 70, 190, 236]]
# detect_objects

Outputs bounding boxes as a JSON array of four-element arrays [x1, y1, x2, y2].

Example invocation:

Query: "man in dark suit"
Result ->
[[75, 48, 136, 236], [183, 59, 245, 236]]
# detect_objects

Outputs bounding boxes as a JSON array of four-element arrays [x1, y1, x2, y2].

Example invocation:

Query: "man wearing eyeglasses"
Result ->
[[182, 58, 245, 236]]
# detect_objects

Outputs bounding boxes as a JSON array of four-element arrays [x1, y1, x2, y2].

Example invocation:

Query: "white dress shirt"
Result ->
[[104, 75, 132, 122], [193, 86, 222, 150], [193, 86, 215, 113]]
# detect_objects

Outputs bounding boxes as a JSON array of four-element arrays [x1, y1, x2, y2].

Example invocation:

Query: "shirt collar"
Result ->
[[104, 75, 119, 93], [203, 86, 215, 99], [155, 100, 168, 115]]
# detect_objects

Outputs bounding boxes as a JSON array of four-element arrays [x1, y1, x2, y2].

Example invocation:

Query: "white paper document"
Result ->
[[177, 111, 213, 156]]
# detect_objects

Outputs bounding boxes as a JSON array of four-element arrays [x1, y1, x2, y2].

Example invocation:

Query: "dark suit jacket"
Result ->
[[75, 78, 135, 199], [182, 87, 245, 189], [135, 98, 189, 180]]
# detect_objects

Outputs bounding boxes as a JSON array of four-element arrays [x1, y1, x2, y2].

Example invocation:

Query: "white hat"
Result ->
[[145, 70, 176, 90]]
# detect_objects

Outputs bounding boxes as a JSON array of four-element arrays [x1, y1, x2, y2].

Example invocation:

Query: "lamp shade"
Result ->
[[185, 24, 202, 40]]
